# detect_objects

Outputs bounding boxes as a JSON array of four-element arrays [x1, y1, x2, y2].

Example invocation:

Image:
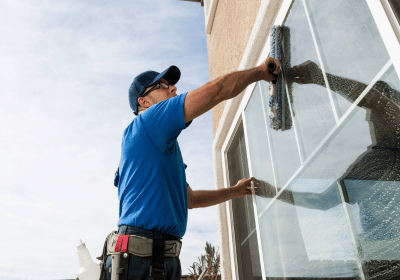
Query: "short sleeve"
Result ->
[[140, 93, 189, 154]]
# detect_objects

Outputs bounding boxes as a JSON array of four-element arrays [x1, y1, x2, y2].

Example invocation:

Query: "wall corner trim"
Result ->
[[205, 0, 219, 34]]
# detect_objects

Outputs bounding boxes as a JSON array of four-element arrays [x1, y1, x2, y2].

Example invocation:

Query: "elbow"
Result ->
[[210, 80, 227, 103], [188, 198, 197, 210]]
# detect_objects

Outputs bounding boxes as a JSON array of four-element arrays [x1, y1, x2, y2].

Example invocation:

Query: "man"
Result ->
[[106, 57, 280, 280]]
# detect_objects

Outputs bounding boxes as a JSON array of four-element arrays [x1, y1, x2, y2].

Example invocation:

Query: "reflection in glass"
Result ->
[[257, 64, 400, 279], [226, 122, 262, 279], [283, 0, 337, 159], [303, 0, 391, 115], [257, 178, 359, 278]]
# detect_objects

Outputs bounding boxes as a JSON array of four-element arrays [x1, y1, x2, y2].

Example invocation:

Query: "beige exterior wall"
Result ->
[[207, 0, 261, 136]]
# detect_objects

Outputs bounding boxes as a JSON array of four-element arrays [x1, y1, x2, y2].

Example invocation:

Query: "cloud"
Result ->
[[0, 0, 214, 278]]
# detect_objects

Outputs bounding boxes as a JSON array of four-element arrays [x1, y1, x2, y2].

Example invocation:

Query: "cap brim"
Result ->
[[150, 65, 181, 86]]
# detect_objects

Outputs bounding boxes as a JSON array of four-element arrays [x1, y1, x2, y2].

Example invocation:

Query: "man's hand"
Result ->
[[259, 57, 281, 82], [232, 177, 254, 199]]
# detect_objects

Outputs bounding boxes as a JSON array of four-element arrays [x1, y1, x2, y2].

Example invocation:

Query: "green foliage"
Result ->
[[188, 241, 220, 280]]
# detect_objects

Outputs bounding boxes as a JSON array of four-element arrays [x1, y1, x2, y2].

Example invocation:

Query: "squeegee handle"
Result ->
[[268, 62, 278, 84]]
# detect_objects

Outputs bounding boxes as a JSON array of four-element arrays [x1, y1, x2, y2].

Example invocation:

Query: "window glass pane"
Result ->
[[244, 85, 275, 213], [259, 81, 301, 187], [283, 0, 337, 159], [240, 233, 263, 280], [303, 0, 391, 115], [226, 122, 262, 279], [258, 107, 368, 278], [256, 64, 400, 278], [259, 184, 360, 278], [341, 65, 400, 280]]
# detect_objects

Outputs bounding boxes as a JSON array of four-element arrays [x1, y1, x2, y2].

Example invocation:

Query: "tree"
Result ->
[[188, 241, 221, 280]]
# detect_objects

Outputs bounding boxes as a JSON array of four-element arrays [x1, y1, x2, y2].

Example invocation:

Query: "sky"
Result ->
[[0, 0, 218, 278]]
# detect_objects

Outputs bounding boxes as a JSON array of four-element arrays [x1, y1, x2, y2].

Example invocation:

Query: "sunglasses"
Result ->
[[141, 82, 170, 97]]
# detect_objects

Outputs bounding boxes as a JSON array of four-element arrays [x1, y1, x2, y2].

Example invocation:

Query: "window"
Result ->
[[226, 122, 262, 280], [223, 0, 400, 278]]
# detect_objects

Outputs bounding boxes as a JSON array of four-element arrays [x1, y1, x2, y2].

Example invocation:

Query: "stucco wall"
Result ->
[[207, 0, 261, 136]]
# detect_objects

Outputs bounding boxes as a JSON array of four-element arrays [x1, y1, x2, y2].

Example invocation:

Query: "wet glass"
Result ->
[[256, 63, 400, 278], [258, 105, 370, 278], [282, 0, 337, 160], [258, 182, 361, 278], [244, 84, 275, 212], [226, 122, 262, 279], [341, 65, 400, 280], [304, 0, 392, 115], [259, 81, 301, 188]]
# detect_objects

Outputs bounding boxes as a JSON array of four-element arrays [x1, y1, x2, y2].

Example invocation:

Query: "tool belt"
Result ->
[[106, 232, 182, 258], [97, 231, 182, 280]]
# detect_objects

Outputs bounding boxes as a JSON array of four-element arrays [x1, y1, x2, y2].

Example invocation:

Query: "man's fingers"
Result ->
[[274, 65, 281, 75], [238, 177, 253, 184]]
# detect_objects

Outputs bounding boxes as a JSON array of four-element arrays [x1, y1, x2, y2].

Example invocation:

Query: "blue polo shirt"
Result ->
[[116, 93, 190, 238]]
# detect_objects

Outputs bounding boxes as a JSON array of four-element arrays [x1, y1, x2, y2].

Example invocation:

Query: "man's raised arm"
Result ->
[[183, 57, 280, 123]]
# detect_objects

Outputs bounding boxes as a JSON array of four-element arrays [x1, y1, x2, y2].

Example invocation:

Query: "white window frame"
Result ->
[[217, 0, 400, 279], [203, 0, 219, 34]]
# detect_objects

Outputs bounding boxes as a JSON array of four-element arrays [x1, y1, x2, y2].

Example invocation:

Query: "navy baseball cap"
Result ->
[[129, 65, 181, 114]]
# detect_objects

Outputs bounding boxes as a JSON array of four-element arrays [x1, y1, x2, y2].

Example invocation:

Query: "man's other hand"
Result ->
[[233, 177, 254, 199]]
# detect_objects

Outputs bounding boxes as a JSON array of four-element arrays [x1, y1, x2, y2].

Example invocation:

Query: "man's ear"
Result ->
[[137, 97, 148, 108]]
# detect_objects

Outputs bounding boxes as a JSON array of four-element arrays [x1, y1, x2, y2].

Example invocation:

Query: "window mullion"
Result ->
[[242, 109, 267, 280], [301, 0, 340, 122], [366, 0, 400, 78]]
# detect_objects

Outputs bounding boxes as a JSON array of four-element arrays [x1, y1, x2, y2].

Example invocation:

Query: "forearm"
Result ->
[[211, 66, 266, 103], [183, 58, 278, 123], [191, 188, 237, 209]]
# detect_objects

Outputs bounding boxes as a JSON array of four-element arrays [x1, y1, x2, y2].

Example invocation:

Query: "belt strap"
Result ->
[[107, 233, 182, 258], [150, 239, 165, 280], [115, 235, 129, 252]]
